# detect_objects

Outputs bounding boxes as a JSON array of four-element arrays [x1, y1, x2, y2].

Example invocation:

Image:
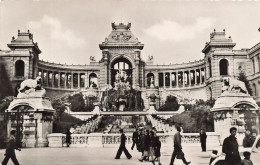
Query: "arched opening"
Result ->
[[111, 58, 132, 86], [209, 87, 212, 100], [89, 73, 98, 88], [253, 83, 257, 97], [208, 58, 212, 78], [219, 59, 229, 75], [15, 60, 25, 76], [147, 73, 154, 87], [165, 72, 170, 87]]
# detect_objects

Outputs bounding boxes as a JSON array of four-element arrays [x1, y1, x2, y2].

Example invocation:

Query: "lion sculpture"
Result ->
[[18, 77, 42, 94], [222, 77, 248, 94]]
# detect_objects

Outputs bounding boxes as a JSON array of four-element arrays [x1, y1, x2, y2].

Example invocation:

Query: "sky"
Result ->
[[0, 0, 259, 65]]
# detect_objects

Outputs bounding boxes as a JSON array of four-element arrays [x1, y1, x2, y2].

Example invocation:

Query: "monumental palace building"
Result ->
[[0, 23, 259, 109]]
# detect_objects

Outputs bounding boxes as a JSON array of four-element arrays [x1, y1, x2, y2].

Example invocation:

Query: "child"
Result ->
[[154, 136, 162, 165], [209, 150, 218, 165], [241, 151, 253, 165]]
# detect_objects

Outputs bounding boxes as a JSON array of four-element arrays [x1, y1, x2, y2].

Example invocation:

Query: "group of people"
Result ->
[[115, 126, 191, 165], [115, 127, 162, 165], [209, 127, 254, 165]]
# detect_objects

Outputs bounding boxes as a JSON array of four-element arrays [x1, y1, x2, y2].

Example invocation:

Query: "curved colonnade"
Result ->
[[38, 59, 207, 91], [145, 59, 206, 89]]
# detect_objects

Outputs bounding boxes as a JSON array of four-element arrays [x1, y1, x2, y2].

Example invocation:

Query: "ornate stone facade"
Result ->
[[0, 23, 260, 105]]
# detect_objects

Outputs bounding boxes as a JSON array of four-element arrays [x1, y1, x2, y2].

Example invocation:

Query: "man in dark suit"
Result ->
[[115, 129, 132, 159], [199, 129, 207, 152], [222, 127, 241, 165], [1, 130, 21, 165], [131, 128, 139, 150]]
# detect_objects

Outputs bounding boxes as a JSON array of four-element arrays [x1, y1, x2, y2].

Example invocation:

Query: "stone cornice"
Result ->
[[202, 43, 236, 53], [0, 50, 31, 57], [99, 44, 144, 50]]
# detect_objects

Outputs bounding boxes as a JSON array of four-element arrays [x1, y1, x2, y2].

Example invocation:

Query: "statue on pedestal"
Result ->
[[17, 77, 46, 98], [222, 77, 248, 94]]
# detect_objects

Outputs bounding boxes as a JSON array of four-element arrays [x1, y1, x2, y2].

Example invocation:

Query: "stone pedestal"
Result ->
[[211, 92, 259, 145], [7, 97, 55, 148]]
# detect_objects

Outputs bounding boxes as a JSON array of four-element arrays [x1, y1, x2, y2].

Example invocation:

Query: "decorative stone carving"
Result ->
[[17, 77, 46, 98], [90, 56, 96, 62], [148, 55, 153, 61], [111, 32, 132, 42]]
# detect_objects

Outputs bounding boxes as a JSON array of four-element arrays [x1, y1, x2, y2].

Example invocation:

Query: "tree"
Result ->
[[68, 93, 85, 112], [238, 71, 253, 95], [0, 64, 13, 99], [51, 96, 67, 121], [158, 95, 180, 111], [169, 99, 215, 132]]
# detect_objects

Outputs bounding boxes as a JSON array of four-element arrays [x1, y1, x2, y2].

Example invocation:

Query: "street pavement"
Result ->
[[2, 144, 260, 165], [0, 145, 214, 165]]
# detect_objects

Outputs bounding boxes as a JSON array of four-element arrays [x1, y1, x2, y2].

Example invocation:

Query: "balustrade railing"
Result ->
[[47, 132, 220, 148]]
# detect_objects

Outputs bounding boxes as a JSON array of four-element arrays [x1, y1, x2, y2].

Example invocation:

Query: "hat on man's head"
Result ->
[[119, 129, 123, 133]]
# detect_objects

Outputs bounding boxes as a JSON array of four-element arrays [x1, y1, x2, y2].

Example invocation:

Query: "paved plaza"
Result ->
[[0, 145, 214, 165]]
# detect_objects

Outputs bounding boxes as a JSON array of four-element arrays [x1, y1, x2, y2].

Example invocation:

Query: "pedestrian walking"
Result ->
[[169, 126, 191, 165], [65, 128, 72, 147], [154, 136, 162, 165], [1, 130, 21, 165], [131, 128, 139, 150], [115, 129, 132, 159], [139, 129, 150, 162], [199, 129, 207, 152], [149, 131, 156, 165], [222, 127, 241, 165]]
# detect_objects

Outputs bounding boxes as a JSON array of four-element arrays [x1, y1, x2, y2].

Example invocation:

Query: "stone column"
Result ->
[[58, 72, 60, 88], [64, 73, 67, 89], [188, 71, 191, 87], [194, 70, 197, 85], [182, 71, 185, 87], [170, 72, 172, 88], [85, 72, 88, 88], [40, 69, 44, 86], [78, 73, 80, 88], [71, 72, 73, 89], [176, 72, 179, 88], [46, 71, 49, 87], [200, 69, 202, 85], [163, 72, 165, 88], [51, 71, 54, 88]]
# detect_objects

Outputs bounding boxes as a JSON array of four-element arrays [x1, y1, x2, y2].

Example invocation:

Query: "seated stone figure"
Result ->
[[222, 77, 248, 94], [17, 77, 46, 98]]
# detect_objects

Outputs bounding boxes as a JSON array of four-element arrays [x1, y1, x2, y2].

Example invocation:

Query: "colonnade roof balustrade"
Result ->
[[248, 42, 260, 55], [145, 59, 205, 70], [38, 60, 100, 70]]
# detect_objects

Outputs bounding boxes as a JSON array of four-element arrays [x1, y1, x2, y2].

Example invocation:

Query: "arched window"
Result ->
[[208, 58, 212, 78], [219, 59, 229, 75], [147, 73, 154, 87], [111, 58, 132, 86], [89, 73, 98, 88], [252, 59, 255, 74], [209, 87, 212, 100], [15, 60, 25, 76], [253, 83, 257, 96]]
